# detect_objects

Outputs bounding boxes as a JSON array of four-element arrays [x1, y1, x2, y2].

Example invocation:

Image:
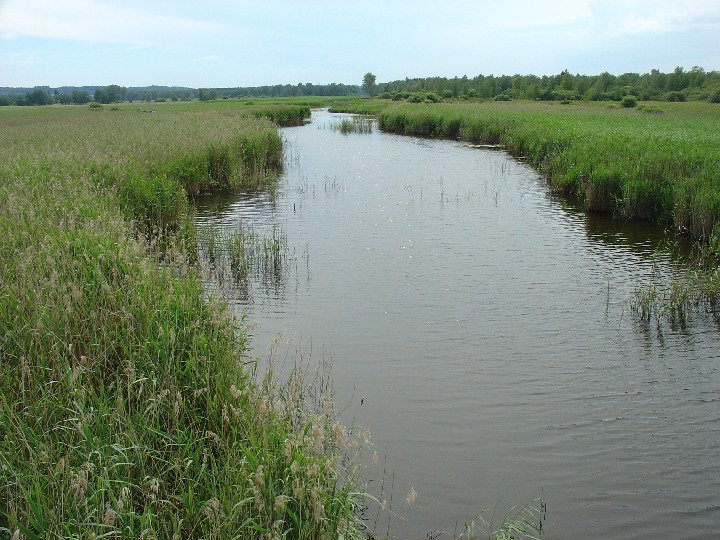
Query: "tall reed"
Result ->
[[0, 102, 368, 538]]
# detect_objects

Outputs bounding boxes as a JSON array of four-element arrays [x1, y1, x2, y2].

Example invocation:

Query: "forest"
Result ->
[[376, 66, 720, 103]]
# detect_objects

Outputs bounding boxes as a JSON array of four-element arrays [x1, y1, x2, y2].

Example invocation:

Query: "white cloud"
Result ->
[[0, 0, 231, 46], [600, 0, 720, 35]]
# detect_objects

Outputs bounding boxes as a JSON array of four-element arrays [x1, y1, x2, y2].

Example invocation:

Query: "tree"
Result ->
[[71, 90, 90, 104], [94, 84, 127, 104], [22, 88, 54, 106], [362, 72, 376, 97]]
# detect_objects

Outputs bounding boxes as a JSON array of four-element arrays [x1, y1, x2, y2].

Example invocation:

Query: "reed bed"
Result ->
[[0, 102, 368, 538], [365, 101, 720, 243], [329, 99, 389, 116], [331, 116, 374, 135]]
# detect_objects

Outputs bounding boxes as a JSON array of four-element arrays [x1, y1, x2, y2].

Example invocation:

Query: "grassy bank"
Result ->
[[338, 100, 720, 244], [0, 102, 367, 538]]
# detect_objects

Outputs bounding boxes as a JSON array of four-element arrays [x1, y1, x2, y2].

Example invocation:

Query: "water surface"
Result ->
[[196, 110, 720, 539]]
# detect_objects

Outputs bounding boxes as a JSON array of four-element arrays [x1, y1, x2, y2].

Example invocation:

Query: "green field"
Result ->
[[0, 101, 368, 538]]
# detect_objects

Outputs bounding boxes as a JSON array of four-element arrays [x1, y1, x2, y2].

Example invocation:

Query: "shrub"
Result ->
[[708, 88, 720, 104], [620, 95, 637, 108], [88, 102, 103, 110], [664, 91, 686, 102], [407, 91, 443, 103], [637, 104, 663, 114]]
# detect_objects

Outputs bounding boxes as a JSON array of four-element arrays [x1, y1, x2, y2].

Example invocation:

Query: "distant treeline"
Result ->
[[377, 67, 720, 103], [0, 82, 360, 106], [4, 67, 720, 106]]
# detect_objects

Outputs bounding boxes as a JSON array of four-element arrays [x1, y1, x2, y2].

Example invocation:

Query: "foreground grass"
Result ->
[[0, 102, 367, 538]]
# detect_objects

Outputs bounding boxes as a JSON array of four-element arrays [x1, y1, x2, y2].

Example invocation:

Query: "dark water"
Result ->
[[195, 110, 720, 539]]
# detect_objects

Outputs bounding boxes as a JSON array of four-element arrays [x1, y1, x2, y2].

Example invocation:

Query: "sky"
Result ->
[[1, 0, 719, 88]]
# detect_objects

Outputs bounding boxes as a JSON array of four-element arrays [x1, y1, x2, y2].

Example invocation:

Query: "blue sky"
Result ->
[[1, 0, 719, 88]]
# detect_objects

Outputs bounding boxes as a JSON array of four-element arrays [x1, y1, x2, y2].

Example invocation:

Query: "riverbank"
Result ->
[[0, 102, 367, 538], [336, 100, 720, 245], [330, 99, 720, 318]]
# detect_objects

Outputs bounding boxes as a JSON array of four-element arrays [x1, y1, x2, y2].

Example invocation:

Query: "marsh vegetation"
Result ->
[[0, 101, 371, 538], [3, 93, 720, 538]]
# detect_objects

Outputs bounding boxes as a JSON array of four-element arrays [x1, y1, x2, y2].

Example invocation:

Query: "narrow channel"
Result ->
[[195, 109, 720, 539]]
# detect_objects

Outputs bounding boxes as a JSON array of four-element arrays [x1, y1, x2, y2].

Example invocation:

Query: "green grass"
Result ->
[[0, 100, 369, 538], [329, 99, 392, 116], [198, 222, 289, 295], [332, 117, 374, 135]]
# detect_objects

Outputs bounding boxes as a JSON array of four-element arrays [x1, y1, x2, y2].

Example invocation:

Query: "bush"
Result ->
[[708, 88, 720, 104], [88, 102, 103, 110], [664, 91, 686, 102], [620, 95, 637, 108], [637, 104, 663, 114], [406, 91, 443, 103]]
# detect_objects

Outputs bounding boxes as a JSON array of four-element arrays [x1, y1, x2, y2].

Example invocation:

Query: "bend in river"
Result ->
[[195, 109, 720, 539]]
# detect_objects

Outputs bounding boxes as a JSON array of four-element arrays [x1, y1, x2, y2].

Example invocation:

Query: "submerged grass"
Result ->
[[0, 101, 369, 537]]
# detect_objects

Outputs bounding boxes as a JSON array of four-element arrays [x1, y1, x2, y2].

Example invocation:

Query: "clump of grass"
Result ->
[[630, 248, 720, 324], [117, 171, 190, 235], [197, 222, 289, 295], [459, 496, 547, 539], [332, 117, 374, 134]]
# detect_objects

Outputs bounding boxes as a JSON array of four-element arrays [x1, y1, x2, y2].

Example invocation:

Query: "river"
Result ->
[[195, 109, 720, 539]]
